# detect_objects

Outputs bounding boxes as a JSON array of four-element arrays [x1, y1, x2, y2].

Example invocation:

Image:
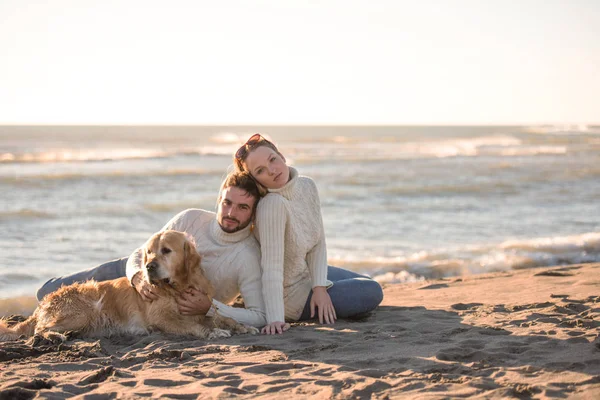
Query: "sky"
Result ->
[[0, 0, 598, 125]]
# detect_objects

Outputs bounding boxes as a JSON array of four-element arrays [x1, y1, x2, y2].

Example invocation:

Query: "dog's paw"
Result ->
[[64, 330, 82, 340], [43, 331, 68, 344], [236, 325, 259, 335], [27, 331, 67, 347], [208, 328, 231, 339], [226, 323, 259, 335], [25, 334, 41, 347]]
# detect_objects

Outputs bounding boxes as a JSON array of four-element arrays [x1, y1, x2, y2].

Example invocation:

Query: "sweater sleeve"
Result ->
[[125, 210, 192, 284], [209, 245, 266, 327], [305, 181, 329, 287], [256, 196, 287, 323], [125, 247, 144, 283]]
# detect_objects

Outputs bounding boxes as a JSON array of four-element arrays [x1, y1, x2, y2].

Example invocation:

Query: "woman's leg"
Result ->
[[326, 265, 372, 281], [299, 266, 383, 320], [36, 257, 129, 301]]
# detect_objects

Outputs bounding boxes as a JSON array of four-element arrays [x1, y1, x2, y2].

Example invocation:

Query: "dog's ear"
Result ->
[[184, 239, 201, 275], [184, 239, 215, 298], [142, 233, 160, 267], [142, 241, 149, 267]]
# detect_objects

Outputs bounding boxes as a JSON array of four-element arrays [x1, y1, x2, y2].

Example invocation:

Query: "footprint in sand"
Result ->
[[535, 271, 574, 277], [142, 378, 195, 387], [418, 283, 449, 290], [451, 303, 483, 311], [242, 362, 308, 375]]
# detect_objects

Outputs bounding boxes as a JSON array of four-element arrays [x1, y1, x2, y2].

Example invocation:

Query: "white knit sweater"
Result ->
[[255, 167, 330, 323], [126, 209, 266, 327]]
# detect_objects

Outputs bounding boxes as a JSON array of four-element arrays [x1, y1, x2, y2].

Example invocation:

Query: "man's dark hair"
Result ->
[[218, 171, 261, 212]]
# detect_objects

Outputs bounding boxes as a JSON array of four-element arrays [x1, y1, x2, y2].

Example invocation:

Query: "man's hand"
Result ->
[[261, 321, 290, 335], [176, 287, 212, 316], [131, 272, 159, 302], [310, 286, 337, 324]]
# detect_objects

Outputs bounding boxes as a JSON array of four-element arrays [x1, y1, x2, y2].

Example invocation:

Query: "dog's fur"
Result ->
[[0, 230, 257, 343]]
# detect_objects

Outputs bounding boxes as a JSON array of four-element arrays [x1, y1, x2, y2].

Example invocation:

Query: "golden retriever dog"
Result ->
[[0, 230, 258, 343]]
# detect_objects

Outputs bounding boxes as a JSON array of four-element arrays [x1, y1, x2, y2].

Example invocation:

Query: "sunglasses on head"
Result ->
[[235, 133, 272, 160]]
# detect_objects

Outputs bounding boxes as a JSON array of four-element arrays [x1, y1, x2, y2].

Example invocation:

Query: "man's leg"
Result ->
[[299, 266, 383, 320], [36, 257, 128, 301]]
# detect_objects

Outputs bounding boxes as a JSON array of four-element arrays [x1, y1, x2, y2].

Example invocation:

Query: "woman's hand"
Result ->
[[310, 286, 337, 324], [176, 288, 212, 316], [261, 321, 290, 335], [132, 272, 159, 302]]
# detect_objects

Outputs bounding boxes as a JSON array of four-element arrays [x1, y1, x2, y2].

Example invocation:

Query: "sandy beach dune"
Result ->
[[1, 263, 599, 399]]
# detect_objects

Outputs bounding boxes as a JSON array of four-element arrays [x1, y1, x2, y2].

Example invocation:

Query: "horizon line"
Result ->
[[1, 122, 599, 127]]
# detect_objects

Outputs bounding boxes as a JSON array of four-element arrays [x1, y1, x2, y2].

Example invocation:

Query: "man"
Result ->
[[36, 172, 266, 328]]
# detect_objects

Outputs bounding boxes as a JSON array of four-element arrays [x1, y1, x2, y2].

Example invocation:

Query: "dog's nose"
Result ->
[[146, 261, 158, 272]]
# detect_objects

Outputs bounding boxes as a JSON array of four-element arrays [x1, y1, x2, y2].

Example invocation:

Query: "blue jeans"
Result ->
[[36, 257, 128, 301], [299, 266, 383, 320], [38, 262, 384, 320]]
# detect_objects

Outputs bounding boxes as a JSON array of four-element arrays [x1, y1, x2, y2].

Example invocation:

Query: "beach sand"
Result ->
[[1, 263, 598, 399]]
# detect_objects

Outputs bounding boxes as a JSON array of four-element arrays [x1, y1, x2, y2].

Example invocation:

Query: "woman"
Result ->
[[234, 134, 383, 335]]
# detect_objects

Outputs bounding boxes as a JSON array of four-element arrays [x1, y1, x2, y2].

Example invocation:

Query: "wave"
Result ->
[[499, 232, 600, 256], [383, 182, 518, 196], [523, 125, 600, 135], [410, 135, 522, 158], [288, 135, 572, 162], [0, 209, 55, 219], [499, 146, 567, 156], [2, 132, 577, 166], [0, 168, 220, 183], [331, 232, 600, 284], [0, 133, 275, 165], [143, 200, 215, 213], [209, 131, 259, 144], [0, 273, 40, 285], [1, 148, 174, 163], [0, 146, 237, 165]]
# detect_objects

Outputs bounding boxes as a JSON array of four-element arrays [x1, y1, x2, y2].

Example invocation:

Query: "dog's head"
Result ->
[[141, 230, 202, 291]]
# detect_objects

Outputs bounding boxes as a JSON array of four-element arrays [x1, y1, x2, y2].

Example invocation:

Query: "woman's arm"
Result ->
[[256, 196, 288, 325], [305, 179, 328, 288], [305, 179, 336, 324], [306, 224, 328, 288]]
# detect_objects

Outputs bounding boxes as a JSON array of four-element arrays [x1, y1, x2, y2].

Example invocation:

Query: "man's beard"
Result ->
[[219, 217, 251, 233]]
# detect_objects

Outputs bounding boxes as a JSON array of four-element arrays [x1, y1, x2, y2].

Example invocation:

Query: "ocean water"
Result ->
[[1, 125, 599, 305]]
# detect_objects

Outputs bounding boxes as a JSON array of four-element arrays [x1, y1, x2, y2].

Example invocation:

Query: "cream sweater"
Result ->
[[126, 209, 266, 328], [255, 167, 330, 323]]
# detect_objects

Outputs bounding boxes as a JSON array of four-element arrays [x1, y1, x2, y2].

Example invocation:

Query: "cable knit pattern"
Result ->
[[126, 209, 266, 327], [255, 167, 329, 323]]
